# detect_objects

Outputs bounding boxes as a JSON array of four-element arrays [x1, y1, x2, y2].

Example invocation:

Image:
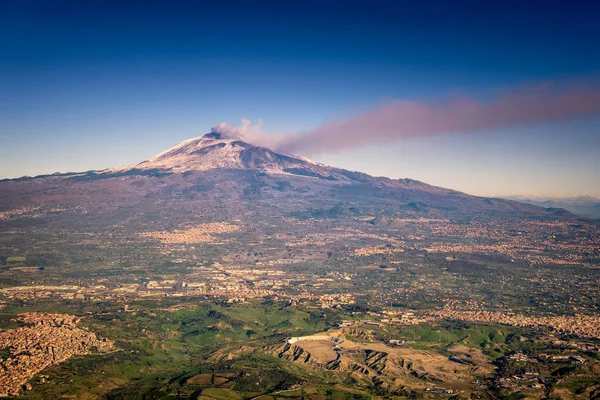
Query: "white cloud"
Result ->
[[211, 118, 280, 149]]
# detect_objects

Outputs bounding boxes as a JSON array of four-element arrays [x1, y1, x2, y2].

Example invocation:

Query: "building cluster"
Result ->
[[380, 311, 426, 325], [140, 222, 240, 244], [0, 313, 114, 397], [0, 206, 40, 221], [419, 218, 599, 265], [337, 311, 426, 329], [0, 206, 67, 221], [0, 263, 359, 310], [432, 309, 600, 340], [354, 245, 404, 257], [0, 285, 112, 302]]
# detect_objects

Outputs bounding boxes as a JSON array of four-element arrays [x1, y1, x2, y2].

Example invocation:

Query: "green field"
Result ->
[[0, 299, 596, 400]]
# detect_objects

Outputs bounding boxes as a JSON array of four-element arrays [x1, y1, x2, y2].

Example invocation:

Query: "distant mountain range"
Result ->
[[503, 196, 600, 218], [0, 131, 575, 222]]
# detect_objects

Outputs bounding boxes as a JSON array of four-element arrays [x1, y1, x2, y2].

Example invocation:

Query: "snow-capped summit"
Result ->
[[128, 132, 321, 175], [107, 131, 471, 191]]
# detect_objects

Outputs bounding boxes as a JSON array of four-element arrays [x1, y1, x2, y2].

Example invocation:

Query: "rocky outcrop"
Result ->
[[276, 342, 342, 370], [269, 335, 488, 393], [337, 327, 374, 342], [364, 350, 387, 372], [277, 342, 312, 363]]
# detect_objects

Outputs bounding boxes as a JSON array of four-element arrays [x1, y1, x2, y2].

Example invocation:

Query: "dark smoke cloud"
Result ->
[[275, 81, 600, 155]]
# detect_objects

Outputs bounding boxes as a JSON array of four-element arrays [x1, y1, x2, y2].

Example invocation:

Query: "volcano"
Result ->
[[117, 131, 339, 178], [0, 131, 571, 223]]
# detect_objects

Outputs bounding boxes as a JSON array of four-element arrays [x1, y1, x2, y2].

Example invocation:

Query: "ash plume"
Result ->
[[275, 80, 600, 155], [211, 118, 277, 148]]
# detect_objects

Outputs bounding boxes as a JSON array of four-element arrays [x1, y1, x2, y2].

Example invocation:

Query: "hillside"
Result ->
[[0, 131, 568, 222]]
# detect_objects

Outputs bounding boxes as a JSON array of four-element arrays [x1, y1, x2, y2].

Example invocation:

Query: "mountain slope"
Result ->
[[115, 131, 383, 184], [504, 196, 600, 218], [0, 131, 572, 221]]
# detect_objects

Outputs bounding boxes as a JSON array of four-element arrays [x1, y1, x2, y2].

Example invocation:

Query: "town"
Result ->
[[0, 313, 114, 397]]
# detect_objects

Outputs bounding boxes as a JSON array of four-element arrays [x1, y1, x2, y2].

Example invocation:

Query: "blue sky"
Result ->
[[1, 0, 599, 196]]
